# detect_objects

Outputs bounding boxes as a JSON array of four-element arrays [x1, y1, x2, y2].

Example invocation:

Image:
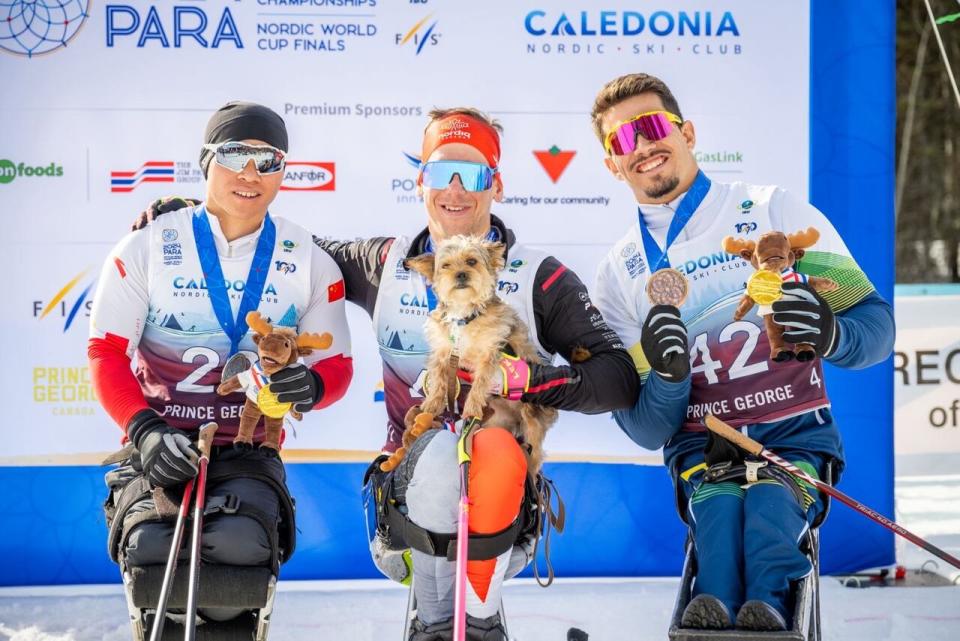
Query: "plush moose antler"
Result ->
[[722, 236, 756, 256], [297, 332, 333, 354], [246, 311, 274, 337], [786, 227, 820, 250]]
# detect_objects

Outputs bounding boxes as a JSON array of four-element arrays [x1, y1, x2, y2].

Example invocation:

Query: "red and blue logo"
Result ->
[[110, 161, 175, 192]]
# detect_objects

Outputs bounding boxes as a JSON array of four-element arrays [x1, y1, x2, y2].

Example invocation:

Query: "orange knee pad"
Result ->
[[466, 427, 527, 602]]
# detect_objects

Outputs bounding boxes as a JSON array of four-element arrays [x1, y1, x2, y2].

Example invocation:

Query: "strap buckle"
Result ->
[[203, 494, 240, 516], [744, 459, 767, 484]]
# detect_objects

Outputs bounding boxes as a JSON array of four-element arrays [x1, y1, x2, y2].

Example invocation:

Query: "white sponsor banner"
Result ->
[[2, 0, 810, 460], [894, 289, 960, 474]]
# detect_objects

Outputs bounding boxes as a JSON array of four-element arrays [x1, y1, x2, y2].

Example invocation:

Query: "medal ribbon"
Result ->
[[192, 208, 276, 355], [637, 170, 711, 271]]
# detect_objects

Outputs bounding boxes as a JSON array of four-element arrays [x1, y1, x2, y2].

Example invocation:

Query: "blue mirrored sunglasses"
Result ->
[[420, 160, 497, 192], [203, 141, 286, 175]]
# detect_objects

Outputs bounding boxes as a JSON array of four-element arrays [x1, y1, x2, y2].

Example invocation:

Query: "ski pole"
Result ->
[[453, 419, 479, 641], [148, 476, 196, 641], [184, 422, 219, 641], [704, 414, 960, 570]]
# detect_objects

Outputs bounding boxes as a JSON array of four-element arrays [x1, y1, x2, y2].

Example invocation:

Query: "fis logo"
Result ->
[[734, 222, 757, 234], [275, 261, 297, 274], [396, 15, 441, 54], [34, 270, 96, 332]]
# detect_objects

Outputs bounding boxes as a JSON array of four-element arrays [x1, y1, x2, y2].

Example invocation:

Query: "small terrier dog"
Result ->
[[405, 235, 558, 472]]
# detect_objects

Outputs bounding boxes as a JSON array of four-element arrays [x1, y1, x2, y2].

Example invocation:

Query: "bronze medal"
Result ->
[[646, 268, 689, 307]]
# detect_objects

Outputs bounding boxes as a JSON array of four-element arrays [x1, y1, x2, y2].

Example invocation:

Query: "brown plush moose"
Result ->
[[722, 227, 838, 362], [217, 311, 332, 452]]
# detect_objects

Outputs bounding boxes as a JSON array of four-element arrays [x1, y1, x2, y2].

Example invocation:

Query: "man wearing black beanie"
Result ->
[[90, 102, 354, 639]]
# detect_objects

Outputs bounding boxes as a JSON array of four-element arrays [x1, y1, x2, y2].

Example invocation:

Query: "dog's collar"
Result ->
[[443, 309, 481, 327]]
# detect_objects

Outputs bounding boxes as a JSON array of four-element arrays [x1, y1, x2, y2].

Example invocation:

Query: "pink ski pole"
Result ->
[[453, 420, 478, 641]]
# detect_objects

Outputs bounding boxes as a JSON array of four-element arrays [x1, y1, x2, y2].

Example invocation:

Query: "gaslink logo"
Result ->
[[0, 159, 64, 184], [0, 0, 90, 58], [396, 14, 441, 54], [34, 269, 96, 332]]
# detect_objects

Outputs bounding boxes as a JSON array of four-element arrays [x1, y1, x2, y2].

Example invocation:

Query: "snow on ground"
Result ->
[[1, 475, 957, 641]]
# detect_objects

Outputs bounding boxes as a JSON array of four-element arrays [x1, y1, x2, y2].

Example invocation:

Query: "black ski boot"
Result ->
[[466, 612, 507, 641], [680, 594, 732, 630], [409, 617, 453, 641], [735, 600, 788, 631]]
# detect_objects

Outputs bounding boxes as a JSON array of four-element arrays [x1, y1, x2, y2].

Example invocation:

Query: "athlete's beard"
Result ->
[[643, 174, 680, 200]]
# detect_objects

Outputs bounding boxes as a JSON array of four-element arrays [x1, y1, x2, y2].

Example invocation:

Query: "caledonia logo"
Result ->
[[533, 146, 576, 183], [0, 0, 90, 57], [396, 14, 441, 54], [34, 269, 96, 332], [111, 161, 175, 192], [524, 10, 740, 37], [0, 158, 64, 184], [281, 162, 336, 191]]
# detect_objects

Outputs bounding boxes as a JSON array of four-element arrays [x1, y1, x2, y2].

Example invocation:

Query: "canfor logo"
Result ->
[[280, 162, 336, 191], [0, 159, 64, 184], [0, 0, 90, 57]]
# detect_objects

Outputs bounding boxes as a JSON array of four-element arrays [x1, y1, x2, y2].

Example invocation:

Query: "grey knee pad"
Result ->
[[393, 428, 460, 534]]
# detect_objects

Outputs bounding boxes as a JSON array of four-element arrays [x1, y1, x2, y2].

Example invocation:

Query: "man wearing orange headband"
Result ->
[[134, 107, 638, 641]]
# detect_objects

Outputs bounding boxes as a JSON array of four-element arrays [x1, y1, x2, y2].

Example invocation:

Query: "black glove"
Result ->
[[131, 196, 202, 231], [127, 410, 199, 488], [641, 304, 690, 380], [270, 364, 324, 412], [771, 282, 839, 357], [704, 429, 745, 468]]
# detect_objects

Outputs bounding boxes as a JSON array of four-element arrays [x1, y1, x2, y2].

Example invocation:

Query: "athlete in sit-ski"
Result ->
[[90, 102, 353, 638], [590, 74, 894, 632], [135, 107, 638, 641]]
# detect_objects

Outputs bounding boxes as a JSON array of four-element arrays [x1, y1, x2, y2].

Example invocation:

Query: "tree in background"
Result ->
[[897, 0, 960, 282]]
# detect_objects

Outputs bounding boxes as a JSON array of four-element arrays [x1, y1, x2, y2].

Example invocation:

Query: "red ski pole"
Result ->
[[704, 414, 960, 570], [184, 422, 218, 641]]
